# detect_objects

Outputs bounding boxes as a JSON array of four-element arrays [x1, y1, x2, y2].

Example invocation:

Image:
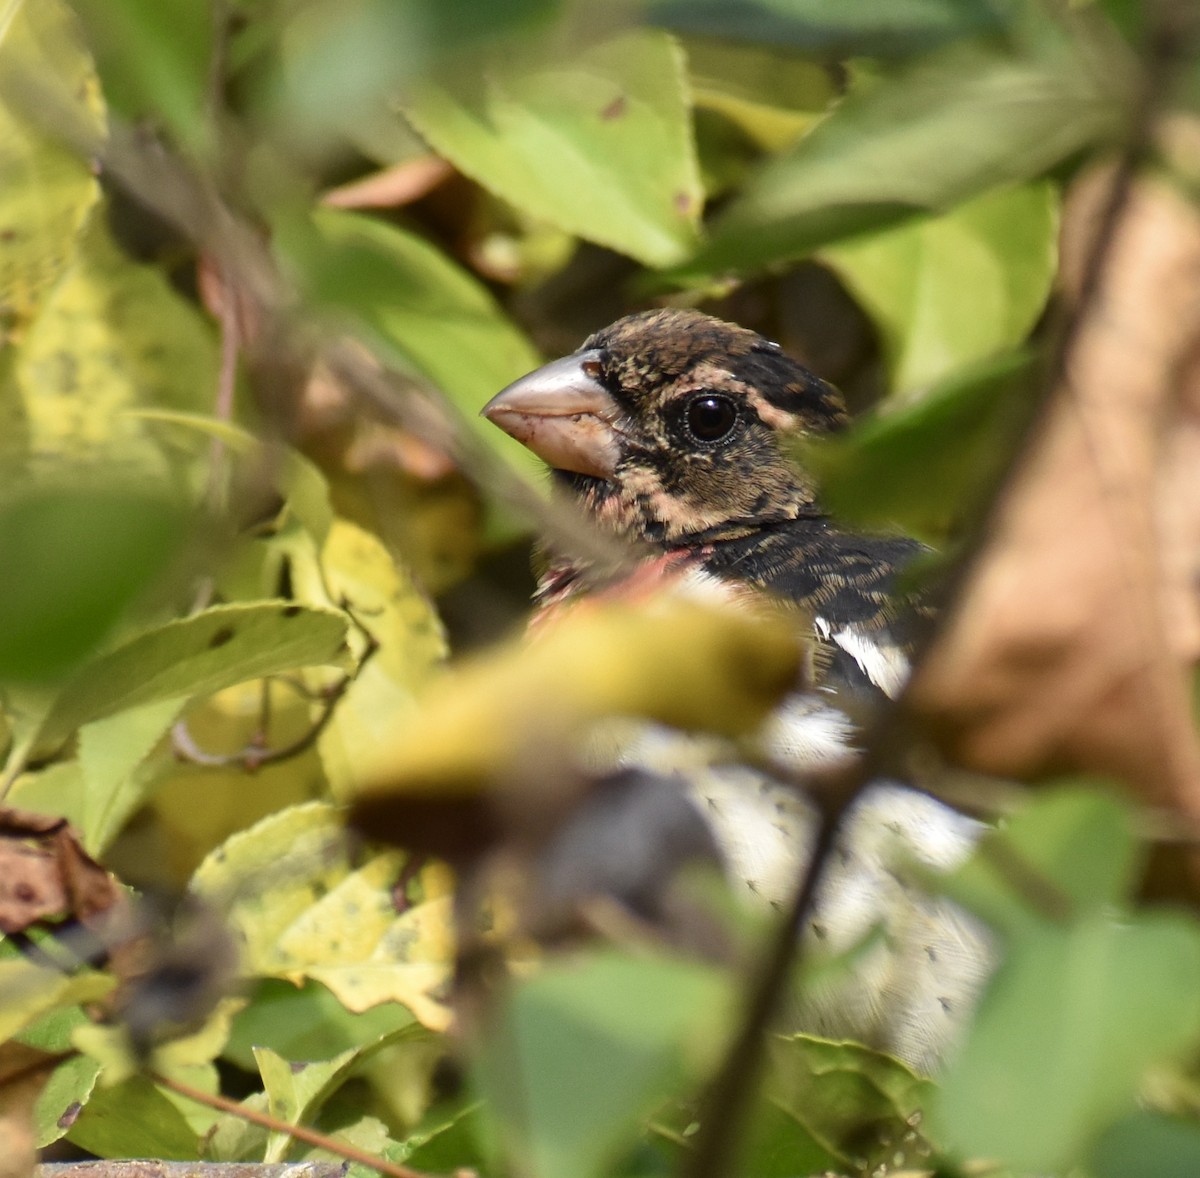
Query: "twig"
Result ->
[[153, 1069, 431, 1178]]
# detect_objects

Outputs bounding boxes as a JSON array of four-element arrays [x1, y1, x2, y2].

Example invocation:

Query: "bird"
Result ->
[[481, 308, 992, 1073]]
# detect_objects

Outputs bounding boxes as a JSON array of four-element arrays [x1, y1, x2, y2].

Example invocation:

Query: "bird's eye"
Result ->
[[684, 394, 739, 444]]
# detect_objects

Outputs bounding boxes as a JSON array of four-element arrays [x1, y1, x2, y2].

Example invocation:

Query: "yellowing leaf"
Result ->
[[191, 803, 453, 1031], [352, 592, 803, 803], [308, 519, 447, 799], [8, 222, 216, 484], [0, 963, 113, 1043], [405, 28, 702, 267], [0, 0, 104, 332]]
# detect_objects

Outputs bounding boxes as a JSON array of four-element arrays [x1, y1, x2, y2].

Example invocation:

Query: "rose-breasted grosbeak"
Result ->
[[483, 309, 991, 1072]]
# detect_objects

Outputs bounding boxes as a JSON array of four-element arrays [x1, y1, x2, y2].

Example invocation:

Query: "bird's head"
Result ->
[[483, 309, 847, 547]]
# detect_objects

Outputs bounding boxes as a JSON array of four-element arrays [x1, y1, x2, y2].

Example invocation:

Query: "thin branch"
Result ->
[[153, 1069, 432, 1178]]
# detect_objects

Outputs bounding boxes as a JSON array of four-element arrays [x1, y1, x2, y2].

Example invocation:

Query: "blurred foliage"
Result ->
[[0, 1, 1198, 1177]]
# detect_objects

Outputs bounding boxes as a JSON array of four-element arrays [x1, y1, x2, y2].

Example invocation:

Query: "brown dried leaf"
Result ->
[[911, 165, 1200, 813], [0, 806, 123, 934]]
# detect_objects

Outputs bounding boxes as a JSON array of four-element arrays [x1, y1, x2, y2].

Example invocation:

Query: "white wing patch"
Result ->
[[817, 617, 911, 699]]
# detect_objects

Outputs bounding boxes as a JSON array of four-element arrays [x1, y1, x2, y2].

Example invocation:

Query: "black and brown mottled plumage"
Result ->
[[483, 309, 993, 1074], [486, 307, 925, 704]]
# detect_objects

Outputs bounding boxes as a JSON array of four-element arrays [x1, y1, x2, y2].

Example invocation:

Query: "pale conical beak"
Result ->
[[481, 350, 621, 479]]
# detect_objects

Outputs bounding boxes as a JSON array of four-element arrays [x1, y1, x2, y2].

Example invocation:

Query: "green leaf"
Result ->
[[761, 1035, 935, 1176], [0, 487, 188, 681], [0, 0, 104, 331], [257, 1044, 359, 1163], [40, 601, 350, 747], [282, 207, 545, 486], [267, 0, 559, 158], [66, 1074, 201, 1161], [684, 21, 1127, 275], [801, 351, 1033, 542], [932, 913, 1200, 1172], [404, 28, 702, 267], [403, 1100, 488, 1174], [32, 1052, 100, 1147], [474, 949, 728, 1178], [78, 697, 184, 854], [821, 182, 1058, 393], [1090, 1112, 1200, 1178], [7, 759, 89, 831], [16, 1004, 100, 1147], [944, 787, 1140, 939], [684, 38, 836, 151], [652, 0, 1004, 57], [69, 0, 212, 156], [224, 978, 416, 1072], [255, 1022, 428, 1162]]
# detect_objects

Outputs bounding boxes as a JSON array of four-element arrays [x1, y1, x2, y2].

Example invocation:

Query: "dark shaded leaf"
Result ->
[[652, 0, 1005, 57], [682, 20, 1128, 276], [1091, 1112, 1200, 1178], [0, 488, 186, 681], [799, 351, 1033, 542]]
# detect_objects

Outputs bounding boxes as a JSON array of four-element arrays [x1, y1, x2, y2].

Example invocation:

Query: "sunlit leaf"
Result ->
[[405, 28, 702, 267], [821, 182, 1058, 393], [933, 912, 1200, 1172], [7, 222, 217, 486], [40, 601, 350, 747], [78, 697, 184, 854], [145, 678, 329, 887], [0, 963, 112, 1047], [652, 0, 1004, 57], [256, 1023, 425, 1162], [474, 949, 728, 1178], [191, 802, 453, 1031], [130, 410, 336, 543], [0, 0, 104, 333], [304, 519, 446, 799], [6, 761, 88, 832], [683, 20, 1128, 275], [269, 0, 559, 159]]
